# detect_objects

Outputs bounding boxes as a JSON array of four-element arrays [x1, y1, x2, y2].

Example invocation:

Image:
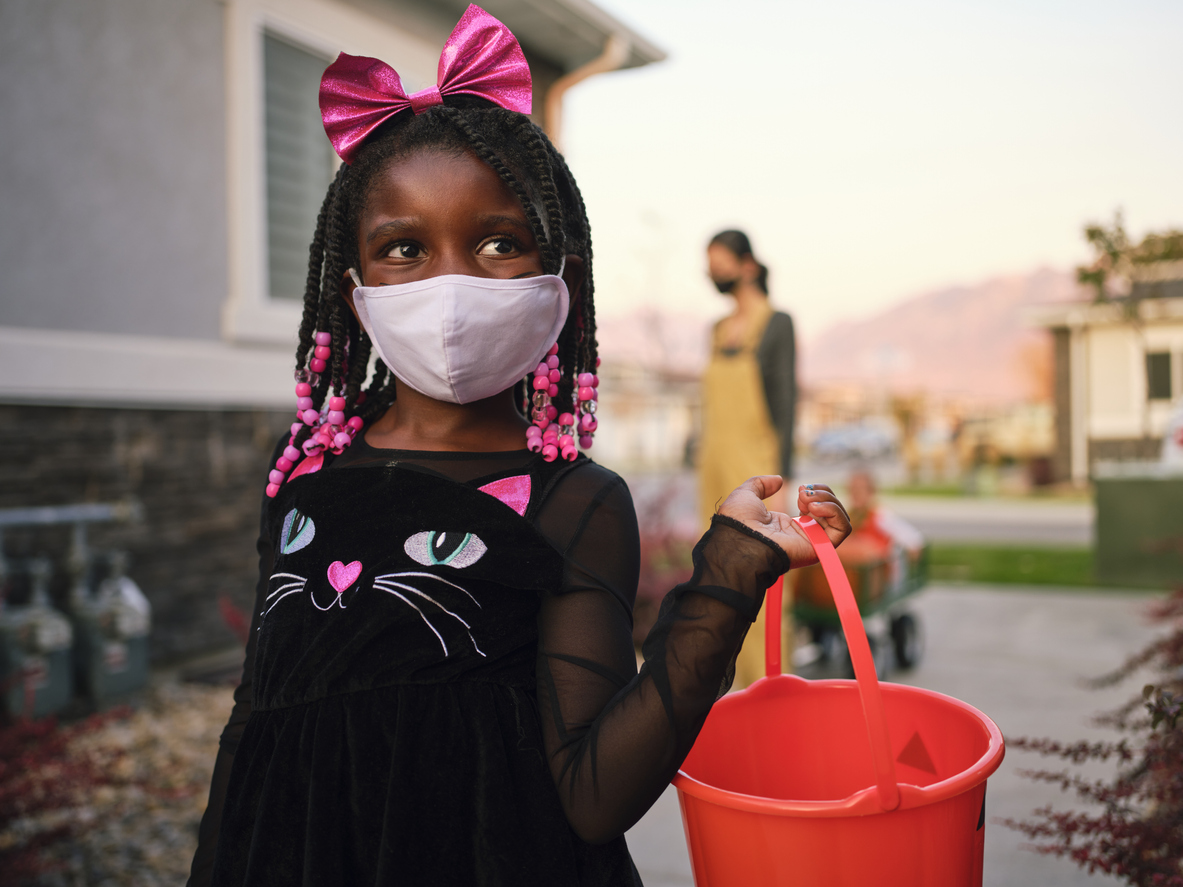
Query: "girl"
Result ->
[[700, 229, 798, 689], [188, 8, 849, 886]]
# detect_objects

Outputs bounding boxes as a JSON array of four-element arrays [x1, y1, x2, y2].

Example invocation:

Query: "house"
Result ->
[[1033, 262, 1183, 484], [0, 0, 663, 662]]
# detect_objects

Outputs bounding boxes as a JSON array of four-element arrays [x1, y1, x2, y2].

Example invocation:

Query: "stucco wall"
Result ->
[[0, 0, 227, 340]]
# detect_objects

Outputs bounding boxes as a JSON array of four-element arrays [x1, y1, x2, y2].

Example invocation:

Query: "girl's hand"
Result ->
[[717, 476, 851, 568]]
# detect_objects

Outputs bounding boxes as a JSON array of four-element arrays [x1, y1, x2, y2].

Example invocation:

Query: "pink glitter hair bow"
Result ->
[[319, 4, 532, 164]]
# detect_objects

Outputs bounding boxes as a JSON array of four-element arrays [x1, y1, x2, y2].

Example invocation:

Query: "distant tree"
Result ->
[[1077, 212, 1183, 302]]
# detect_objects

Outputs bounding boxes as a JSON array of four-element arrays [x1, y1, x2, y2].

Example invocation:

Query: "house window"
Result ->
[[264, 33, 338, 301], [1146, 351, 1172, 400]]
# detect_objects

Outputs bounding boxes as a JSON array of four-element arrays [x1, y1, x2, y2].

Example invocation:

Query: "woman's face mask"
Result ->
[[348, 267, 570, 404]]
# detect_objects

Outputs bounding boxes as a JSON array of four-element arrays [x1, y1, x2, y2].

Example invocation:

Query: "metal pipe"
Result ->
[[0, 500, 142, 528], [544, 33, 631, 151]]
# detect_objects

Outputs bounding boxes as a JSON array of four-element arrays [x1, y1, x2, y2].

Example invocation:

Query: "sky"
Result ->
[[559, 0, 1183, 339]]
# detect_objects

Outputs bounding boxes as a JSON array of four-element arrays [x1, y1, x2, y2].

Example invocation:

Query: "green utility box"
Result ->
[[1094, 462, 1183, 588]]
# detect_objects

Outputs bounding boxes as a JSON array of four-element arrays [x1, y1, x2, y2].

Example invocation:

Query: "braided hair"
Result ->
[[282, 97, 598, 475]]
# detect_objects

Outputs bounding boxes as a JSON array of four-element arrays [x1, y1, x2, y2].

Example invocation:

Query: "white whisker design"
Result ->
[[374, 580, 486, 658], [262, 587, 304, 617], [375, 571, 482, 607], [266, 581, 304, 601], [372, 586, 448, 655], [269, 572, 306, 583], [374, 581, 471, 628]]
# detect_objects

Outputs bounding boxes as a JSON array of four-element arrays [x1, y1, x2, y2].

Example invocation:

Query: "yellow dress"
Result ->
[[698, 300, 793, 688]]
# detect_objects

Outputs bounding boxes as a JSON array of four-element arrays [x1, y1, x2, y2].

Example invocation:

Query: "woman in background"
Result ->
[[699, 229, 797, 687]]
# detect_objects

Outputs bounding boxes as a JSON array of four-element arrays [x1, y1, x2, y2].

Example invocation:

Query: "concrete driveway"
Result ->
[[625, 583, 1165, 886]]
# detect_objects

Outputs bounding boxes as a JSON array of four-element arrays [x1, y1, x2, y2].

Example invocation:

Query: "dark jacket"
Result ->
[[755, 310, 797, 478]]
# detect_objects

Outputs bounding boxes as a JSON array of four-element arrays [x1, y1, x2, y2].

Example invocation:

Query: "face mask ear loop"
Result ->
[[348, 267, 364, 288]]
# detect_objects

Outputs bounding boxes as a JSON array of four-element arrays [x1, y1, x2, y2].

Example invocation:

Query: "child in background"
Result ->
[[187, 8, 850, 886], [841, 468, 925, 586]]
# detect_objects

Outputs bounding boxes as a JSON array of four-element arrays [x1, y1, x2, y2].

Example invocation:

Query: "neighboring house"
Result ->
[[0, 0, 662, 662], [1033, 262, 1183, 484]]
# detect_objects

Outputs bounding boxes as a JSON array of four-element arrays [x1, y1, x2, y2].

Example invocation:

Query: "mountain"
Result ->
[[800, 268, 1081, 404]]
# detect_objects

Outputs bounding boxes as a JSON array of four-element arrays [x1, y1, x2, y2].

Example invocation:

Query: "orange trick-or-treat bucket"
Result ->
[[674, 517, 1004, 886]]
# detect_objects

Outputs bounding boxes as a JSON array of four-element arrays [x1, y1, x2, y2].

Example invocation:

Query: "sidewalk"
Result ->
[[626, 582, 1163, 886]]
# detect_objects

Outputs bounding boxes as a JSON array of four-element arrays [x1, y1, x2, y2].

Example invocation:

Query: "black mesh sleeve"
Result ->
[[534, 467, 789, 844]]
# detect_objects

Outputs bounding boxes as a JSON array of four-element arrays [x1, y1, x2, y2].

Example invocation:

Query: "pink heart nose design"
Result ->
[[327, 560, 363, 593]]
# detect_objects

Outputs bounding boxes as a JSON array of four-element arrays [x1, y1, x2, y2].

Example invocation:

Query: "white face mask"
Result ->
[[348, 268, 570, 404]]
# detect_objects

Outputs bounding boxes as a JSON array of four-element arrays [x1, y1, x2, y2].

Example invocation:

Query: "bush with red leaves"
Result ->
[[0, 710, 131, 884], [1004, 589, 1183, 886]]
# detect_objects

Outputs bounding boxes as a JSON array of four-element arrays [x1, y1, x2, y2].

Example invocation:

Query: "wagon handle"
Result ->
[[765, 517, 901, 812]]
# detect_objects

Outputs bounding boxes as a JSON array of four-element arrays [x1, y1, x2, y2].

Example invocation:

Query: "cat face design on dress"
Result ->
[[261, 474, 532, 660]]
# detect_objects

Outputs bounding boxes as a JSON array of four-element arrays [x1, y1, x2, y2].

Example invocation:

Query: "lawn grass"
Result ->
[[928, 544, 1095, 586]]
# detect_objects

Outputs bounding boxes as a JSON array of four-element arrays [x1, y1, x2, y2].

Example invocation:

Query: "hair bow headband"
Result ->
[[319, 4, 532, 165]]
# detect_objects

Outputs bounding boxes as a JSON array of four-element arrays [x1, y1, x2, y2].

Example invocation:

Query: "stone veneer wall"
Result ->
[[0, 405, 290, 663]]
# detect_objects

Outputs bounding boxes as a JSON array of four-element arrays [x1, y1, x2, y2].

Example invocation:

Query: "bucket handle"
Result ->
[[765, 517, 901, 812]]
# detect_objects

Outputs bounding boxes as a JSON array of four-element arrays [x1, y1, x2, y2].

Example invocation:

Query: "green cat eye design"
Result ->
[[280, 508, 316, 555], [404, 531, 487, 569]]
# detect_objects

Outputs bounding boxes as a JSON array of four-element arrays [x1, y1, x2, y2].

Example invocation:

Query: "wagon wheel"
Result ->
[[891, 612, 924, 670]]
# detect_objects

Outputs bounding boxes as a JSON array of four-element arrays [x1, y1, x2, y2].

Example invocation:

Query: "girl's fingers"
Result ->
[[797, 484, 851, 547]]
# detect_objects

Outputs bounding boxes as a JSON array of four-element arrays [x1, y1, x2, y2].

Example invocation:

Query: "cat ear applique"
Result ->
[[478, 475, 530, 516]]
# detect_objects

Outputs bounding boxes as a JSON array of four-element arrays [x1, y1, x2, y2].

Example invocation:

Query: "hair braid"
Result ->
[[438, 108, 554, 271]]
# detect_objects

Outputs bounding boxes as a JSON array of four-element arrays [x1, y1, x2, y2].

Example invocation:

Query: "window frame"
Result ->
[[220, 0, 439, 345]]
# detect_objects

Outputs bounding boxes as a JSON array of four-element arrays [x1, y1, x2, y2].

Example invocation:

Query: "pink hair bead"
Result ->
[[547, 369, 561, 384], [301, 409, 319, 425], [535, 363, 549, 376], [577, 373, 595, 388], [591, 375, 599, 387], [295, 382, 312, 397], [266, 483, 281, 498], [579, 435, 594, 449], [290, 422, 303, 437], [347, 416, 364, 431], [595, 357, 601, 367], [558, 413, 575, 426], [310, 358, 327, 373], [328, 396, 346, 410], [525, 425, 542, 439], [561, 446, 577, 462], [558, 434, 574, 449], [580, 414, 598, 432], [314, 345, 331, 360], [268, 469, 286, 484], [578, 387, 595, 401], [547, 384, 558, 398], [532, 376, 549, 391], [327, 410, 345, 426], [546, 405, 558, 420], [591, 389, 598, 400], [533, 415, 550, 429], [541, 443, 558, 461], [526, 437, 543, 453], [333, 431, 352, 449], [315, 331, 332, 346], [543, 425, 559, 439], [303, 438, 322, 455], [283, 445, 301, 462], [276, 457, 293, 472], [546, 355, 560, 370], [547, 343, 559, 356], [297, 396, 314, 411]]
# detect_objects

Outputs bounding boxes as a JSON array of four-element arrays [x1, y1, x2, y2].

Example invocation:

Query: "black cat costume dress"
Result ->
[[189, 436, 788, 887]]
